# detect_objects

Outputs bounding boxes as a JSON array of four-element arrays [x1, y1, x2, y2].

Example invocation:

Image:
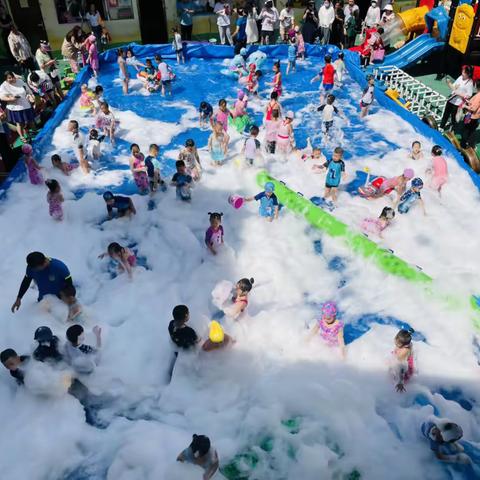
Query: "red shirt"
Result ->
[[323, 64, 335, 85]]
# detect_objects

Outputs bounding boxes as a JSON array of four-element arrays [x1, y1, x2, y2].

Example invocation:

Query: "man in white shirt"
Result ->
[[318, 0, 335, 45], [214, 2, 233, 45], [364, 0, 381, 28]]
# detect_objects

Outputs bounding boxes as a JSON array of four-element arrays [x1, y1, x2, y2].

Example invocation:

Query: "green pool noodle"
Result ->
[[256, 171, 480, 329]]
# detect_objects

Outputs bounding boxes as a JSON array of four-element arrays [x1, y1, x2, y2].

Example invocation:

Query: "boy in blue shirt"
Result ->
[[144, 143, 166, 193], [397, 177, 426, 215], [103, 191, 136, 219], [315, 146, 346, 203], [245, 181, 279, 221], [199, 101, 213, 128], [286, 38, 297, 75], [11, 251, 81, 321], [171, 160, 193, 201]]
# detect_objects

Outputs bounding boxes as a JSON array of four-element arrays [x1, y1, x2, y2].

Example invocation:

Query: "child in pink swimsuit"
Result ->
[[215, 99, 233, 132], [232, 90, 248, 118], [22, 144, 43, 185], [129, 143, 149, 193], [295, 27, 305, 60], [308, 301, 345, 357], [427, 145, 448, 196], [87, 35, 100, 77], [361, 206, 395, 238], [45, 179, 64, 221], [389, 329, 415, 393], [267, 61, 282, 97], [98, 242, 136, 279], [205, 212, 224, 255], [51, 154, 78, 175]]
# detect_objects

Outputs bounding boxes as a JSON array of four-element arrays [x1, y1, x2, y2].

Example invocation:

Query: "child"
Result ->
[[286, 38, 297, 75], [178, 139, 202, 181], [205, 212, 224, 255], [308, 301, 345, 357], [334, 52, 345, 85], [98, 242, 136, 279], [45, 179, 64, 221], [317, 94, 344, 137], [1, 348, 29, 385], [172, 27, 185, 64], [88, 128, 104, 160], [232, 90, 248, 118], [87, 35, 99, 77], [64, 324, 101, 374], [177, 434, 219, 480], [33, 326, 63, 363], [22, 144, 43, 185], [265, 109, 281, 154], [360, 75, 375, 118], [223, 277, 255, 319], [79, 84, 95, 114], [265, 91, 281, 122], [313, 146, 346, 203], [295, 26, 305, 61], [245, 65, 262, 96], [267, 61, 282, 97], [397, 178, 426, 215], [245, 181, 279, 221], [129, 143, 149, 194], [92, 85, 104, 111], [361, 206, 395, 238], [157, 56, 173, 96], [95, 102, 116, 144], [202, 320, 233, 352], [126, 48, 145, 74], [421, 419, 471, 464], [103, 191, 136, 219], [410, 140, 423, 160], [145, 143, 166, 193], [199, 101, 213, 128], [169, 305, 200, 350], [68, 120, 89, 174], [311, 55, 335, 93], [359, 168, 414, 200], [101, 26, 112, 47], [276, 111, 295, 156], [215, 99, 233, 133], [426, 145, 448, 197], [171, 160, 193, 201], [389, 329, 415, 393], [243, 125, 261, 166], [208, 122, 229, 166]]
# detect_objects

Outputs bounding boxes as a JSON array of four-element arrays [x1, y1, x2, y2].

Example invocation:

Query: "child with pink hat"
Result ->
[[308, 301, 345, 357], [87, 35, 99, 77]]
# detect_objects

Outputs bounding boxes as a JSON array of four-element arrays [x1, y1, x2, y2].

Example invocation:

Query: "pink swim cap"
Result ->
[[21, 144, 33, 154], [237, 90, 245, 100], [88, 34, 96, 43], [321, 301, 337, 319], [403, 168, 414, 179]]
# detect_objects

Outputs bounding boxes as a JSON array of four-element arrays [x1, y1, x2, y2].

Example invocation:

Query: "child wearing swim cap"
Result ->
[[426, 145, 448, 197], [245, 182, 279, 221], [202, 321, 234, 352], [397, 178, 426, 215], [308, 301, 345, 357], [389, 329, 415, 393], [361, 206, 395, 238]]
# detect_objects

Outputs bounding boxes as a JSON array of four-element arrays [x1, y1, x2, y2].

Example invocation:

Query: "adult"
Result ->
[[245, 3, 259, 45], [61, 26, 85, 74], [318, 0, 335, 45], [117, 47, 129, 95], [302, 1, 319, 44], [214, 1, 233, 46], [331, 1, 345, 48], [344, 0, 360, 25], [179, 0, 194, 41], [344, 0, 359, 48], [0, 106, 17, 171], [0, 4, 13, 62], [460, 83, 480, 149], [381, 4, 395, 26], [439, 65, 474, 131], [85, 3, 103, 47], [259, 0, 279, 45], [7, 26, 35, 77], [279, 0, 295, 42], [232, 7, 247, 51], [0, 71, 34, 143], [67, 119, 90, 173], [364, 0, 381, 29], [35, 40, 64, 101], [11, 252, 82, 321]]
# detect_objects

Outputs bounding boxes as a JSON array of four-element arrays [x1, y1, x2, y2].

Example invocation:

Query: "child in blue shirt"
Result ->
[[245, 181, 279, 221], [286, 38, 297, 75], [144, 143, 166, 193], [397, 178, 426, 215], [103, 191, 136, 219], [314, 146, 346, 203], [199, 101, 213, 128], [171, 160, 193, 201]]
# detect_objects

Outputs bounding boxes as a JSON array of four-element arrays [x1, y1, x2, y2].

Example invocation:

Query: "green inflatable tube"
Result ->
[[256, 171, 480, 329]]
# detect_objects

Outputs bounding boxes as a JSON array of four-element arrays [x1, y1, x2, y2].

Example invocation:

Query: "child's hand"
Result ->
[[395, 382, 406, 393], [93, 325, 102, 337]]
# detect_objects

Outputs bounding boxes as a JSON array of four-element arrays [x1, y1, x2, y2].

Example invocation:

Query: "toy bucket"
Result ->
[[228, 195, 244, 209]]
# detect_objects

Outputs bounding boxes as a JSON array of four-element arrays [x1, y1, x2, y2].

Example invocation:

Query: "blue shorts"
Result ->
[[323, 83, 334, 91]]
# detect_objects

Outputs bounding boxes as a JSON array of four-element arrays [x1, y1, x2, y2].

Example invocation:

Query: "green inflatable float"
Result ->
[[256, 171, 480, 329]]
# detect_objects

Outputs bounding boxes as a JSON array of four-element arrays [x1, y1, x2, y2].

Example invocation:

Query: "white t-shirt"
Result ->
[[158, 62, 170, 80], [450, 76, 473, 106], [279, 8, 294, 28], [244, 137, 260, 158], [86, 11, 101, 27], [214, 3, 231, 26], [260, 9, 278, 31], [173, 33, 183, 50], [321, 104, 337, 122], [71, 131, 85, 156], [0, 78, 31, 111]]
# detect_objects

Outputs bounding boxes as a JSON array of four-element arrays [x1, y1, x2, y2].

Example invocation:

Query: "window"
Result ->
[[55, 0, 106, 24], [102, 0, 134, 20]]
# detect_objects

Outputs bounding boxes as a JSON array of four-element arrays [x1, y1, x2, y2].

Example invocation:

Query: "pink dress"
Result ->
[[25, 156, 43, 185], [47, 191, 63, 221], [296, 34, 305, 54], [430, 156, 448, 190], [265, 120, 280, 142], [216, 110, 229, 132], [361, 218, 387, 236], [317, 318, 344, 346], [132, 154, 149, 192], [276, 121, 292, 152], [88, 43, 99, 72]]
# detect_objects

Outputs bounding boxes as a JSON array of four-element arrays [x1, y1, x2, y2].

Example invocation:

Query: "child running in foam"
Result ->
[[397, 178, 426, 215], [426, 145, 448, 197], [129, 143, 149, 194], [202, 321, 234, 352], [265, 108, 281, 154], [360, 75, 375, 118], [178, 139, 202, 180], [51, 154, 78, 175], [245, 181, 279, 221], [223, 277, 254, 319], [317, 94, 344, 137], [313, 146, 346, 203], [389, 329, 416, 392], [215, 99, 233, 133], [208, 122, 229, 166], [45, 179, 64, 221], [334, 52, 345, 85], [361, 206, 395, 238], [308, 301, 345, 357], [311, 54, 335, 95], [199, 101, 213, 128], [98, 242, 136, 279], [410, 140, 423, 160], [171, 160, 193, 201], [145, 143, 166, 193], [295, 26, 305, 60], [22, 144, 43, 185], [205, 212, 224, 255]]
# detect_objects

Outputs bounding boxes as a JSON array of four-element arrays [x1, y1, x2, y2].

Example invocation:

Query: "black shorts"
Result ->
[[266, 140, 276, 154], [117, 208, 129, 217], [48, 73, 61, 87], [261, 30, 274, 41], [325, 183, 339, 189], [58, 284, 76, 299]]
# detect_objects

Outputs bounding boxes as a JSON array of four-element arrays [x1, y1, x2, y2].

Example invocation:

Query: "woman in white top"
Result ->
[[279, 1, 295, 41], [364, 0, 381, 28], [259, 0, 279, 45], [214, 2, 233, 45], [246, 4, 259, 44], [440, 65, 474, 130], [85, 3, 103, 47], [0, 71, 34, 142]]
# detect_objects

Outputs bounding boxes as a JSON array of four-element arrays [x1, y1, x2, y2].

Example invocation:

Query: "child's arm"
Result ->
[[204, 451, 219, 480], [244, 195, 255, 202], [93, 325, 102, 349], [311, 74, 321, 83], [273, 205, 279, 220], [419, 198, 427, 216]]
